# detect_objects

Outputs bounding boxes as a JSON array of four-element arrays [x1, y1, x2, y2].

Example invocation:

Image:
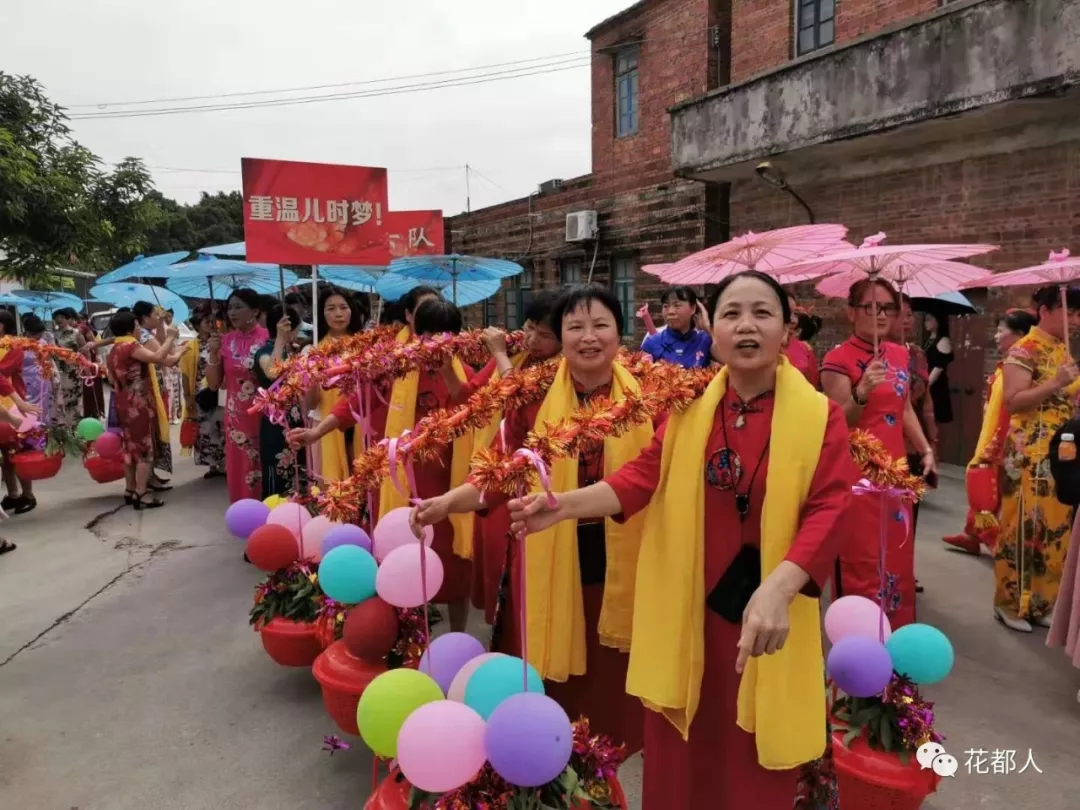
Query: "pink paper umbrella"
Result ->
[[658, 224, 851, 285], [960, 249, 1080, 346], [778, 232, 997, 349]]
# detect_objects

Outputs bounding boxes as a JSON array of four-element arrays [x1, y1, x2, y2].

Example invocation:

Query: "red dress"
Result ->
[[822, 335, 916, 627], [335, 368, 474, 603], [784, 339, 820, 388], [106, 342, 155, 464], [474, 382, 648, 755], [0, 348, 25, 452], [604, 389, 856, 810]]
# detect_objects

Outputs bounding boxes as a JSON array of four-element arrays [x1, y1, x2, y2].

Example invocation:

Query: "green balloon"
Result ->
[[76, 418, 105, 441], [356, 668, 443, 757]]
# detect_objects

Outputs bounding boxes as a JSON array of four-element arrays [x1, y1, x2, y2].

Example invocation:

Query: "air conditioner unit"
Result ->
[[565, 211, 598, 243], [539, 178, 564, 196]]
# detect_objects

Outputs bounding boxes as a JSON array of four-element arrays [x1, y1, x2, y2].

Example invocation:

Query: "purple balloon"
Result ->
[[827, 636, 894, 698], [419, 632, 486, 695], [225, 499, 270, 540], [322, 524, 372, 557], [486, 693, 572, 787]]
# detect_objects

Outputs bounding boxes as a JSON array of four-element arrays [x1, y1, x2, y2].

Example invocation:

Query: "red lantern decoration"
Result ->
[[84, 453, 126, 484], [246, 524, 300, 572], [11, 450, 62, 481], [965, 465, 999, 515], [180, 420, 198, 449], [343, 597, 399, 662]]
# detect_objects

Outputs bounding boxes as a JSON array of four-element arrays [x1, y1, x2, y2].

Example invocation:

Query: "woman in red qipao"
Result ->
[[821, 279, 936, 629], [455, 292, 562, 625], [783, 296, 820, 388], [509, 271, 856, 810], [0, 309, 45, 518], [411, 285, 651, 755]]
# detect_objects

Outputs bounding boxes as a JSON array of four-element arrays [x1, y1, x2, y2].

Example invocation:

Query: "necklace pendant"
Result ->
[[736, 493, 750, 518], [735, 413, 746, 429]]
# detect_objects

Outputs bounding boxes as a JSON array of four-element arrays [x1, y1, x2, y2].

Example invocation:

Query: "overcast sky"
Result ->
[[3, 0, 631, 215]]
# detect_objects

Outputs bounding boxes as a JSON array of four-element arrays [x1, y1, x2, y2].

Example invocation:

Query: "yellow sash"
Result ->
[[379, 328, 475, 558], [969, 369, 1003, 467], [117, 336, 169, 442], [526, 359, 653, 682], [626, 358, 827, 769], [318, 335, 368, 482], [0, 348, 13, 411], [472, 352, 529, 454], [178, 339, 200, 422]]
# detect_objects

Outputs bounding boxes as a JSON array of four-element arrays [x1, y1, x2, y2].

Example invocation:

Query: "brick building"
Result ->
[[449, 0, 1080, 465]]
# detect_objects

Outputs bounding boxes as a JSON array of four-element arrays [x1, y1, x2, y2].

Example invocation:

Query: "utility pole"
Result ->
[[465, 164, 472, 215]]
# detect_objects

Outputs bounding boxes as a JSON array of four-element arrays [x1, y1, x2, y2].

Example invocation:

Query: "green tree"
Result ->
[[144, 190, 244, 256], [0, 73, 163, 282]]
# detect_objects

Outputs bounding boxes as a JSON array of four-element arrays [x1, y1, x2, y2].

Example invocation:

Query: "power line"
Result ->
[[107, 162, 465, 175], [70, 51, 590, 109], [69, 58, 590, 120]]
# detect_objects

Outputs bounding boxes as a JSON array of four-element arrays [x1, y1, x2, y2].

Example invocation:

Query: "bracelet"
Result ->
[[851, 389, 866, 406]]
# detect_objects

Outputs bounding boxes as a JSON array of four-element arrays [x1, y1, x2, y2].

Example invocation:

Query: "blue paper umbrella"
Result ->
[[387, 254, 523, 304], [375, 273, 502, 307], [197, 241, 247, 257], [910, 290, 978, 316], [10, 290, 84, 309], [317, 265, 384, 293], [89, 283, 190, 323], [96, 252, 190, 285], [0, 293, 46, 308], [165, 255, 298, 299]]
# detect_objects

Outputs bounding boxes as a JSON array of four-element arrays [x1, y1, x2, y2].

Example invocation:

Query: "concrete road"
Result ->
[[0, 448, 1077, 810]]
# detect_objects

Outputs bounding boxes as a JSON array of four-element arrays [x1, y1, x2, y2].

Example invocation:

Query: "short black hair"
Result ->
[[847, 278, 900, 308], [21, 313, 46, 336], [1033, 285, 1080, 312], [109, 311, 138, 337], [317, 287, 367, 336], [660, 286, 699, 307], [551, 284, 625, 339], [226, 288, 262, 311], [705, 270, 792, 324], [1001, 309, 1038, 336], [132, 301, 156, 321], [379, 300, 406, 326], [413, 298, 463, 336], [524, 289, 560, 328], [0, 309, 14, 335], [265, 303, 302, 341], [257, 294, 277, 315], [403, 285, 440, 314], [796, 312, 822, 342]]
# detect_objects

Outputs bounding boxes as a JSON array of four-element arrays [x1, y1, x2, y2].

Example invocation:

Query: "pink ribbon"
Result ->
[[852, 476, 913, 642], [79, 363, 100, 386], [383, 432, 420, 506]]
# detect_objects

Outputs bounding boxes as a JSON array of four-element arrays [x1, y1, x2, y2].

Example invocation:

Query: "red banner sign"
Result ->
[[242, 158, 391, 266], [385, 210, 445, 258]]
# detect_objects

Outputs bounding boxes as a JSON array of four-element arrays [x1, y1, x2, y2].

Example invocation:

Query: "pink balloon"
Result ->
[[397, 701, 487, 793], [94, 431, 123, 459], [376, 544, 444, 609], [301, 516, 339, 562], [373, 506, 433, 563], [447, 653, 506, 702], [824, 595, 892, 644], [266, 502, 312, 539]]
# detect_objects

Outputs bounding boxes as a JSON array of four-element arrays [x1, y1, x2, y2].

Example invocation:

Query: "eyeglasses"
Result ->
[[853, 303, 899, 317]]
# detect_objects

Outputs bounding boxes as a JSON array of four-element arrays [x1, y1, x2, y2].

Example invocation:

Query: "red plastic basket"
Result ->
[[312, 640, 386, 735], [11, 450, 63, 481], [258, 617, 322, 667], [84, 453, 126, 484], [831, 731, 940, 810]]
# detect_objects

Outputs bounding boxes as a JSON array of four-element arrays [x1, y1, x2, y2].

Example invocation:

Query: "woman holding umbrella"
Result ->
[[994, 286, 1080, 632], [821, 279, 936, 629], [254, 303, 306, 498], [179, 306, 225, 478], [506, 272, 856, 809]]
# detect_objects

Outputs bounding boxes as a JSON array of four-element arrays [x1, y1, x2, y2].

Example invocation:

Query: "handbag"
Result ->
[[705, 544, 761, 624]]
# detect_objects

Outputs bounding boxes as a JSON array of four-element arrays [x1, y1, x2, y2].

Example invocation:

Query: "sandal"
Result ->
[[147, 481, 173, 492], [0, 539, 16, 555], [13, 496, 36, 515], [134, 492, 165, 511], [124, 490, 137, 506]]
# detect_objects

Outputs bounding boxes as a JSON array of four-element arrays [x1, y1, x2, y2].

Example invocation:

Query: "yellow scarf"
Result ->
[[318, 336, 367, 482], [526, 359, 653, 682], [178, 339, 200, 422], [969, 368, 1004, 468], [472, 353, 530, 454], [379, 328, 476, 558], [0, 348, 13, 411], [626, 358, 827, 769], [116, 336, 169, 442]]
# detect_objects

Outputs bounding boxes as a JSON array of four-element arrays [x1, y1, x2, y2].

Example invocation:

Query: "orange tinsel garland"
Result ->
[[0, 337, 103, 379], [848, 429, 927, 501]]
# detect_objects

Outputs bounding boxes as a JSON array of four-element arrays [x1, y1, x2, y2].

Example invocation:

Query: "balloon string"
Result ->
[[878, 493, 886, 645], [387, 433, 430, 667]]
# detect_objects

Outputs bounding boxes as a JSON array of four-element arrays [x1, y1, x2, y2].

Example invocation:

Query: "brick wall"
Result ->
[[448, 0, 726, 340], [730, 0, 942, 83], [729, 141, 1080, 363]]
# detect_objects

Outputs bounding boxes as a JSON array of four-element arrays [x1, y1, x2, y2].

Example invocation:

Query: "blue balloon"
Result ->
[[318, 545, 378, 604], [885, 623, 954, 685], [464, 655, 544, 720]]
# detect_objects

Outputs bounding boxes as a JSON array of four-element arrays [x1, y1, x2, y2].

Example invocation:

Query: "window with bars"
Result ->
[[507, 270, 533, 329], [560, 259, 583, 287], [612, 258, 636, 338], [615, 47, 639, 138], [795, 0, 834, 56], [483, 291, 499, 327]]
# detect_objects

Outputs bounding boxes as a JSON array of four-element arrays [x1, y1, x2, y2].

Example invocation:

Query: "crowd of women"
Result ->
[[8, 265, 1080, 805]]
